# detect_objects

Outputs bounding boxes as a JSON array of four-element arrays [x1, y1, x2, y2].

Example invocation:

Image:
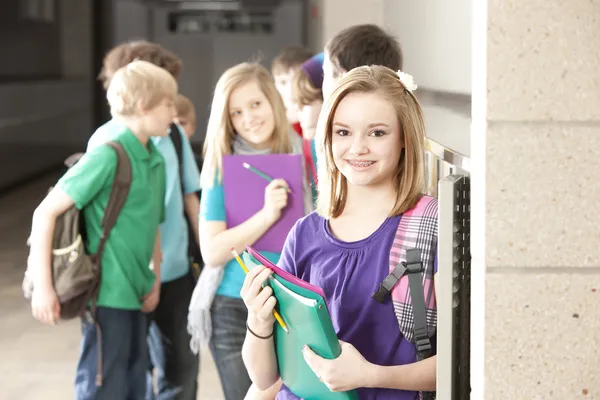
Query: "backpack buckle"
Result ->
[[371, 262, 407, 303], [405, 260, 423, 274], [414, 326, 432, 359], [405, 248, 424, 274]]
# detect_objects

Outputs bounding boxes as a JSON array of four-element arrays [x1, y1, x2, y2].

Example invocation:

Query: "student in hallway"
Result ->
[[29, 60, 172, 399], [193, 62, 313, 400], [271, 46, 314, 138], [174, 94, 197, 140], [175, 93, 204, 176], [322, 24, 403, 101], [241, 66, 438, 399], [174, 93, 204, 277], [93, 40, 200, 400], [292, 52, 324, 141], [291, 52, 325, 205]]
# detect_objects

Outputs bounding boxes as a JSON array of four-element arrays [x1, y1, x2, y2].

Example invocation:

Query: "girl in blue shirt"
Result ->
[[196, 62, 313, 400]]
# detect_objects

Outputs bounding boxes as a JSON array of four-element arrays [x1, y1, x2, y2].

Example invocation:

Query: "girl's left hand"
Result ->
[[302, 340, 375, 392]]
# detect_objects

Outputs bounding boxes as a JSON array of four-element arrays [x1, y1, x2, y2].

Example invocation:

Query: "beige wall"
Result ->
[[473, 0, 600, 398], [384, 0, 471, 95], [321, 0, 384, 45]]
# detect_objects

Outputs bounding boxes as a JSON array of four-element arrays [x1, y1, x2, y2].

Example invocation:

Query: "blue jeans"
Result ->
[[146, 273, 199, 400], [75, 307, 148, 400], [210, 295, 253, 400]]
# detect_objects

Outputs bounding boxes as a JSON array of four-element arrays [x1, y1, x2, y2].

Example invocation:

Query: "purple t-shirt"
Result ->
[[275, 212, 436, 400]]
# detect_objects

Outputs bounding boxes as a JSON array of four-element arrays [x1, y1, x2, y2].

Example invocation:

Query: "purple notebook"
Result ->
[[223, 154, 304, 253], [246, 245, 326, 298]]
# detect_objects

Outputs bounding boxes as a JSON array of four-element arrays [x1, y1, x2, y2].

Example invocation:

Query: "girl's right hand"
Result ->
[[31, 284, 60, 325], [262, 179, 289, 224], [241, 265, 277, 337]]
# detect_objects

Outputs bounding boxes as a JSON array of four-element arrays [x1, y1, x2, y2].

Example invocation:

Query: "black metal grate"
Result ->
[[453, 176, 471, 399]]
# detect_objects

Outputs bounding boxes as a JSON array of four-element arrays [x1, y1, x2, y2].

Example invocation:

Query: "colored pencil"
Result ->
[[242, 162, 292, 193], [230, 247, 289, 333]]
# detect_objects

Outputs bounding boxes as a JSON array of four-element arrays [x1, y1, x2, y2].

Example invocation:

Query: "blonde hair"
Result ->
[[292, 68, 323, 106], [201, 62, 292, 188], [315, 65, 426, 219], [107, 60, 178, 117], [175, 94, 196, 121]]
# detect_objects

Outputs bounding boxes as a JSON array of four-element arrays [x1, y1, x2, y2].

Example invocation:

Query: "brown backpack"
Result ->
[[23, 141, 132, 320]]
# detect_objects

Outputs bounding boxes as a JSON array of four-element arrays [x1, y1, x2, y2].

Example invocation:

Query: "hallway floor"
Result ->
[[0, 172, 224, 400]]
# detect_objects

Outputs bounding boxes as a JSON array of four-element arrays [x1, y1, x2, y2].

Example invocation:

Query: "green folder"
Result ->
[[243, 252, 359, 400]]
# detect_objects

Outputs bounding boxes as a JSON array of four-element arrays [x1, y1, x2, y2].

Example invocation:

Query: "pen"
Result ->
[[242, 162, 292, 194], [230, 247, 289, 333]]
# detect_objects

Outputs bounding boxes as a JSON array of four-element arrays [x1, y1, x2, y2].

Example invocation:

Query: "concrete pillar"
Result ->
[[472, 0, 600, 398]]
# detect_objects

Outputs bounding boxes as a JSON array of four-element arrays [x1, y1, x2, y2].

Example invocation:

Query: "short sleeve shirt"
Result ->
[[275, 212, 437, 400], [60, 123, 166, 309], [200, 173, 280, 298]]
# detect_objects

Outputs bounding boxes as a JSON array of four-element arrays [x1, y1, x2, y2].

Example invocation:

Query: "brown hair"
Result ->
[[99, 40, 183, 89], [271, 46, 314, 76], [200, 63, 292, 188], [292, 69, 323, 105], [175, 94, 196, 120], [326, 24, 403, 77], [315, 65, 425, 219]]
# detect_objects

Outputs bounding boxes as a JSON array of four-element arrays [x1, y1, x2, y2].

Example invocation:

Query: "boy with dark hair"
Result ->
[[322, 24, 403, 100]]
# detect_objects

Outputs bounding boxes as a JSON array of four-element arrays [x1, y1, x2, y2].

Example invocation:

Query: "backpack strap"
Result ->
[[94, 141, 133, 260], [169, 124, 203, 272], [372, 195, 438, 400], [405, 248, 431, 360], [88, 140, 132, 387], [169, 122, 185, 193]]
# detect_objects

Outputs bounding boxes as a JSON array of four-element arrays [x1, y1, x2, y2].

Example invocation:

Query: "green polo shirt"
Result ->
[[57, 126, 166, 310]]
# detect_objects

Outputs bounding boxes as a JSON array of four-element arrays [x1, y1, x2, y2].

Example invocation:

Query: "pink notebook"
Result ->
[[246, 245, 326, 299]]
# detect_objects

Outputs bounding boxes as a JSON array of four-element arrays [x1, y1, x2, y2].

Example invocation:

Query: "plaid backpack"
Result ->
[[372, 195, 438, 399], [23, 141, 132, 320]]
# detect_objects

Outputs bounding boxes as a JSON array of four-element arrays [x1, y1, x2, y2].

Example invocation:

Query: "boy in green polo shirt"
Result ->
[[28, 60, 176, 399], [95, 41, 201, 400]]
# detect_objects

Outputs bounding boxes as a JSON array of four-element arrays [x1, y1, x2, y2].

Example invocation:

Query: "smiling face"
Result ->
[[330, 91, 402, 189], [228, 80, 276, 149]]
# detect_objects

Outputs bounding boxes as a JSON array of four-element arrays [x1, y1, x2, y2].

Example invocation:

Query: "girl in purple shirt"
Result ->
[[240, 66, 437, 399]]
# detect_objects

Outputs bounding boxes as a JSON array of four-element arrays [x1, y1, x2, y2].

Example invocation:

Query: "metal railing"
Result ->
[[425, 138, 470, 198]]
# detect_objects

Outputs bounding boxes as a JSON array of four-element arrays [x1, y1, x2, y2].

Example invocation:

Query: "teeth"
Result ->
[[350, 161, 374, 167]]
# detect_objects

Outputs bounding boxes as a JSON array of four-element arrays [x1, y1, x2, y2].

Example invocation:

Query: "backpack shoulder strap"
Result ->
[[393, 195, 438, 400], [169, 123, 185, 192], [374, 195, 438, 344], [95, 141, 132, 259], [393, 195, 438, 329]]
